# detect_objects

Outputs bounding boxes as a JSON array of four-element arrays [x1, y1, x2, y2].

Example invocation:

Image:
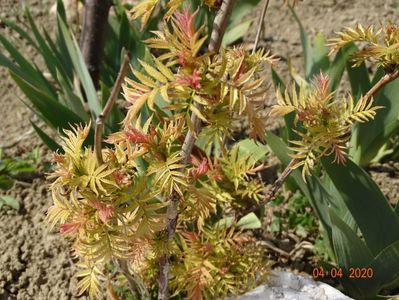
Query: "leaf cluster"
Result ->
[[125, 6, 277, 140], [329, 23, 399, 69], [171, 225, 269, 300], [270, 73, 381, 178], [47, 124, 166, 298], [47, 4, 276, 297]]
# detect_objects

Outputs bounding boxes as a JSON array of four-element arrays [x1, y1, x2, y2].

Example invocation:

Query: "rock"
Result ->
[[227, 270, 353, 300]]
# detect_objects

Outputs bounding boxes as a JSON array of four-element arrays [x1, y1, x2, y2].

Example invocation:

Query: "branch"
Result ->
[[264, 158, 298, 201], [208, 0, 236, 53], [252, 0, 270, 55], [362, 69, 399, 103], [95, 53, 130, 165], [242, 158, 299, 215], [157, 1, 236, 299], [80, 0, 113, 89]]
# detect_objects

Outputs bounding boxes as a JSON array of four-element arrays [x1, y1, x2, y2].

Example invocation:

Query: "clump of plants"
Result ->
[[47, 1, 274, 299], [42, 2, 399, 300], [267, 18, 399, 300]]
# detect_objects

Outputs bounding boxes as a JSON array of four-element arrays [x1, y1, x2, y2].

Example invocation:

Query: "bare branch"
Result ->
[[362, 69, 399, 103], [252, 0, 270, 54], [265, 158, 298, 201], [208, 0, 237, 53], [80, 0, 113, 89], [95, 53, 130, 165]]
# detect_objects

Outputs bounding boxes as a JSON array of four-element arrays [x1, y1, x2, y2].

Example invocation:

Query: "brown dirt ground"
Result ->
[[0, 1, 81, 299], [0, 0, 398, 299]]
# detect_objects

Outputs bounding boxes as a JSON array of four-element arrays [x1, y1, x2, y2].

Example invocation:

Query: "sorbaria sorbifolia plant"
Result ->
[[269, 73, 381, 178], [47, 1, 275, 299], [46, 1, 389, 299], [329, 23, 399, 68]]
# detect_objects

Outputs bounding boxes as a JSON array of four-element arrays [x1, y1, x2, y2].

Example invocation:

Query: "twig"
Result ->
[[362, 69, 399, 103], [252, 0, 270, 55], [157, 1, 236, 299], [94, 53, 130, 165], [265, 158, 298, 200], [208, 0, 236, 53], [14, 180, 32, 187], [107, 280, 121, 300], [257, 240, 289, 257], [243, 158, 299, 215]]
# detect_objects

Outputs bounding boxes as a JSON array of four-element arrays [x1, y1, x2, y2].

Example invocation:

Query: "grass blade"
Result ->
[[30, 122, 62, 152], [57, 16, 101, 117]]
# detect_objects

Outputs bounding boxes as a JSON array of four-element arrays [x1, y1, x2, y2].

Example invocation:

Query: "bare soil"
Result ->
[[0, 1, 80, 299], [0, 0, 398, 299]]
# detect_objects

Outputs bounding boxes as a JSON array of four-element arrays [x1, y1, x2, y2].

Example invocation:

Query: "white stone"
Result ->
[[226, 270, 353, 300]]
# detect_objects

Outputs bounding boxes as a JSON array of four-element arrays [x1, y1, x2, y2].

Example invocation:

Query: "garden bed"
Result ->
[[0, 0, 398, 299]]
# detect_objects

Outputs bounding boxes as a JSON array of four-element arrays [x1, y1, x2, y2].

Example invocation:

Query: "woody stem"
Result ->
[[362, 69, 399, 103], [94, 53, 130, 165], [252, 0, 270, 54]]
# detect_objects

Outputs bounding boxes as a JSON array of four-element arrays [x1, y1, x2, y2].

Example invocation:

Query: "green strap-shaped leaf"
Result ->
[[0, 195, 20, 210], [30, 122, 62, 152], [0, 176, 14, 190], [56, 68, 88, 121], [222, 19, 253, 47], [322, 156, 399, 256], [56, 0, 67, 24], [56, 16, 101, 117], [346, 47, 371, 100], [1, 19, 37, 48], [328, 43, 359, 93], [350, 66, 398, 165], [10, 71, 84, 130], [223, 0, 260, 46], [329, 208, 373, 268], [309, 32, 330, 77], [234, 139, 268, 164], [290, 7, 313, 80], [321, 175, 358, 233], [368, 240, 399, 291], [265, 132, 334, 246], [25, 8, 60, 80], [329, 208, 378, 299], [214, 216, 235, 229], [0, 35, 56, 97]]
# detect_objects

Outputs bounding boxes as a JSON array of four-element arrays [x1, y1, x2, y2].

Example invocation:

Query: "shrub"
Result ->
[[13, 1, 398, 299]]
